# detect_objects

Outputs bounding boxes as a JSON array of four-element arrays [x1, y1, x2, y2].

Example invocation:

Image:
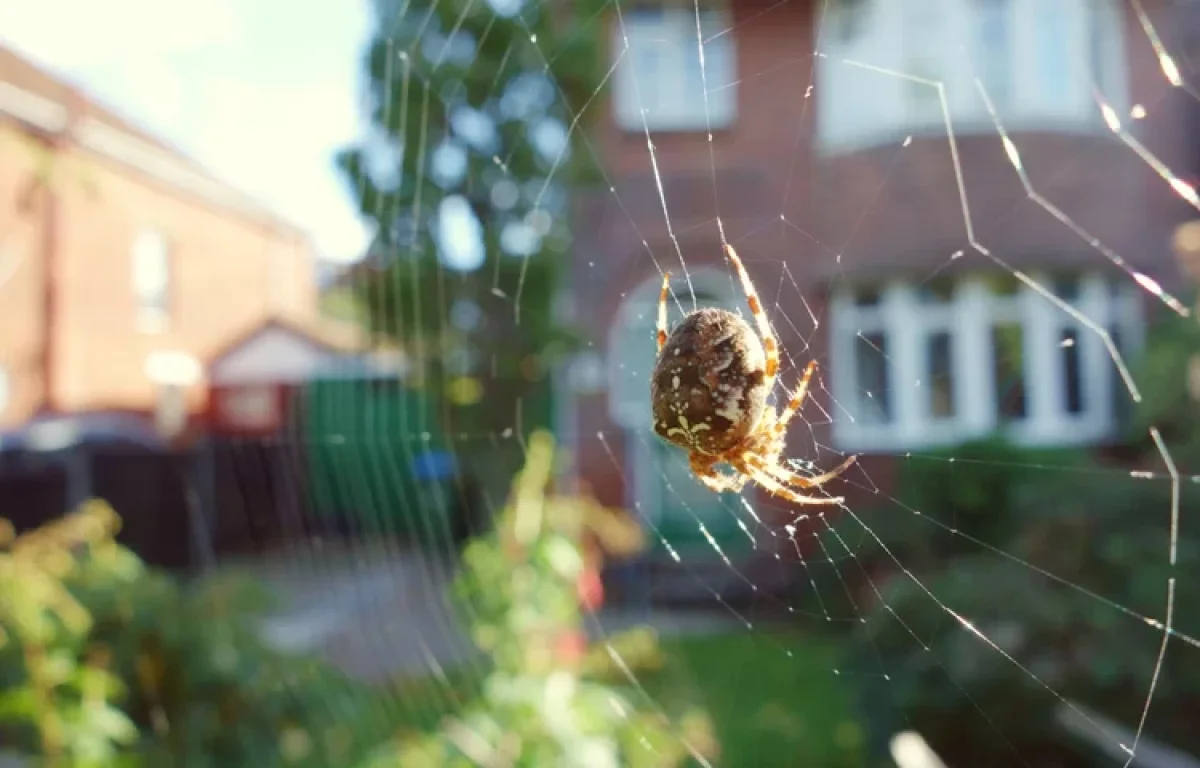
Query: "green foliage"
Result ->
[[335, 0, 607, 471], [369, 431, 716, 767], [1, 438, 710, 767], [846, 312, 1200, 765], [0, 502, 407, 768], [336, 0, 604, 347], [0, 504, 139, 768]]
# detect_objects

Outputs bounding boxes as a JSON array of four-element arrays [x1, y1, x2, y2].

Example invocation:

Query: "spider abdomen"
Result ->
[[651, 307, 769, 455]]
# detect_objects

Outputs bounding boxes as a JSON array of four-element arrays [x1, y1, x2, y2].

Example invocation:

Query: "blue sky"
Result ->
[[0, 0, 375, 264]]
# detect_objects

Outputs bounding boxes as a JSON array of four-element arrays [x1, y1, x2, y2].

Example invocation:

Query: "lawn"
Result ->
[[387, 630, 870, 767], [644, 632, 867, 768]]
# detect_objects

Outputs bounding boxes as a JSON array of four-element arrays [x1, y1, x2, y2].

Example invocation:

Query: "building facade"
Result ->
[[568, 0, 1199, 569], [0, 46, 322, 442]]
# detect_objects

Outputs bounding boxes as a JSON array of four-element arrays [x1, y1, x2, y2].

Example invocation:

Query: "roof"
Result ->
[[208, 315, 368, 364], [0, 43, 308, 238], [206, 313, 403, 386], [0, 45, 187, 161]]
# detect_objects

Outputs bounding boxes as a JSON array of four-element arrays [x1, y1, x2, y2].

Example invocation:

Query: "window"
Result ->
[[903, 0, 945, 124], [132, 229, 171, 333], [974, 0, 1011, 109], [831, 272, 1142, 452], [991, 323, 1027, 422], [612, 3, 736, 132], [1059, 328, 1084, 415], [816, 0, 1125, 152], [1033, 0, 1074, 107], [926, 331, 955, 418], [854, 332, 892, 424]]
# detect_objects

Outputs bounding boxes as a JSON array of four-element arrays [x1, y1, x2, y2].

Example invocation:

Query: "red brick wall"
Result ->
[[569, 0, 1199, 520], [0, 126, 50, 428], [0, 121, 319, 427], [572, 0, 822, 517]]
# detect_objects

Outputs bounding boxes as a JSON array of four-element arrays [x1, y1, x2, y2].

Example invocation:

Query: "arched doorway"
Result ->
[[607, 268, 754, 560]]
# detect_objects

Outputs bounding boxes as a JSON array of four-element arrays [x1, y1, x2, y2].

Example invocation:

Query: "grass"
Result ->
[[644, 632, 867, 768], [385, 630, 869, 768]]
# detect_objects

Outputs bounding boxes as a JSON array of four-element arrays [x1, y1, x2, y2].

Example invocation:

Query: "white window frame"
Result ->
[[816, 0, 1128, 153], [132, 229, 171, 334], [611, 2, 736, 133], [830, 272, 1144, 453]]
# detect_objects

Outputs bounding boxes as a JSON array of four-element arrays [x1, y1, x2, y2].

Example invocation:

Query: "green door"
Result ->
[[642, 432, 752, 560]]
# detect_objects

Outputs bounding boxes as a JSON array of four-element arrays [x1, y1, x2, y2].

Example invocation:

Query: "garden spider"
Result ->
[[650, 244, 856, 506]]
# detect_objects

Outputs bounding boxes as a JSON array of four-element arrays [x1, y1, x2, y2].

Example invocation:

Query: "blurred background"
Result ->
[[2, 0, 1200, 766]]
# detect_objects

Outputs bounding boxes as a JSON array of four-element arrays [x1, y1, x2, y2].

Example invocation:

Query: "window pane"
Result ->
[[1052, 273, 1081, 304], [853, 284, 882, 307], [992, 323, 1026, 421], [1110, 326, 1131, 427], [854, 332, 892, 424], [927, 331, 955, 418], [987, 272, 1020, 297], [1089, 4, 1110, 97], [917, 277, 955, 305], [975, 0, 1011, 108], [904, 0, 942, 118], [1060, 328, 1084, 414], [1034, 0, 1073, 105], [133, 231, 170, 314]]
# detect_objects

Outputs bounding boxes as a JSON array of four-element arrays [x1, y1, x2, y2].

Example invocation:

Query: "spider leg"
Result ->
[[656, 272, 671, 355], [690, 453, 747, 495], [771, 359, 818, 440], [734, 458, 844, 506], [747, 452, 858, 490], [724, 244, 779, 389]]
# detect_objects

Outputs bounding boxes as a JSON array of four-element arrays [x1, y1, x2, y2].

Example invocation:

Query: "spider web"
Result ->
[[203, 0, 1200, 766]]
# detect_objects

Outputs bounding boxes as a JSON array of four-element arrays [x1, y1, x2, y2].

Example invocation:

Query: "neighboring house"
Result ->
[[0, 45, 323, 442], [569, 0, 1199, 564]]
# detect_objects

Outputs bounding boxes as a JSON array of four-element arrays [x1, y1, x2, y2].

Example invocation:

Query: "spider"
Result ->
[[650, 244, 857, 506]]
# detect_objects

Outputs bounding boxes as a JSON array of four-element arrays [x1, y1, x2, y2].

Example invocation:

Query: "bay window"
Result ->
[[830, 271, 1143, 452], [816, 0, 1127, 152]]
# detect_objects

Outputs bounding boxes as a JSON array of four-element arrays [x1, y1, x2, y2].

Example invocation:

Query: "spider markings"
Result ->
[[650, 244, 857, 507]]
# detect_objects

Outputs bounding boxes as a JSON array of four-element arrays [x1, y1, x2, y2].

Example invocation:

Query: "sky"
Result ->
[[0, 0, 376, 265]]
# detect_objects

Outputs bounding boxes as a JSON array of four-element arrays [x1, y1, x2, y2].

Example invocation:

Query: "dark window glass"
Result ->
[[992, 323, 1026, 421], [854, 285, 883, 308], [1052, 273, 1081, 304], [1110, 326, 1132, 428], [927, 331, 955, 418], [917, 277, 955, 305], [988, 272, 1021, 297], [1060, 328, 1084, 415], [855, 332, 892, 424]]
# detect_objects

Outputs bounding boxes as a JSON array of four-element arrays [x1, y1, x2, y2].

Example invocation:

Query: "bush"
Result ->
[[0, 501, 405, 767], [1, 434, 714, 767], [374, 431, 715, 767], [846, 311, 1200, 765]]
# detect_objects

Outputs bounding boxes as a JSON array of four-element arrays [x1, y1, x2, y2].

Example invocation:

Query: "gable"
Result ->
[[209, 324, 339, 385]]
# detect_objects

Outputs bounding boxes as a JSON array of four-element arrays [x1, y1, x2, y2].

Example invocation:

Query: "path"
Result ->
[[236, 539, 743, 682]]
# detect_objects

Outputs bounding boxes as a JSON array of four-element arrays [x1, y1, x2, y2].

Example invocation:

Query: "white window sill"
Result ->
[[834, 417, 1117, 456], [815, 113, 1117, 157]]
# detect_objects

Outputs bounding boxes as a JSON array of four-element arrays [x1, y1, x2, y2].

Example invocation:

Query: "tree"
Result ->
[[336, 0, 605, 446]]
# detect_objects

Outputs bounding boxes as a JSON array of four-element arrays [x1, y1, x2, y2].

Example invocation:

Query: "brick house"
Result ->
[[0, 45, 329, 445], [567, 0, 1200, 577]]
